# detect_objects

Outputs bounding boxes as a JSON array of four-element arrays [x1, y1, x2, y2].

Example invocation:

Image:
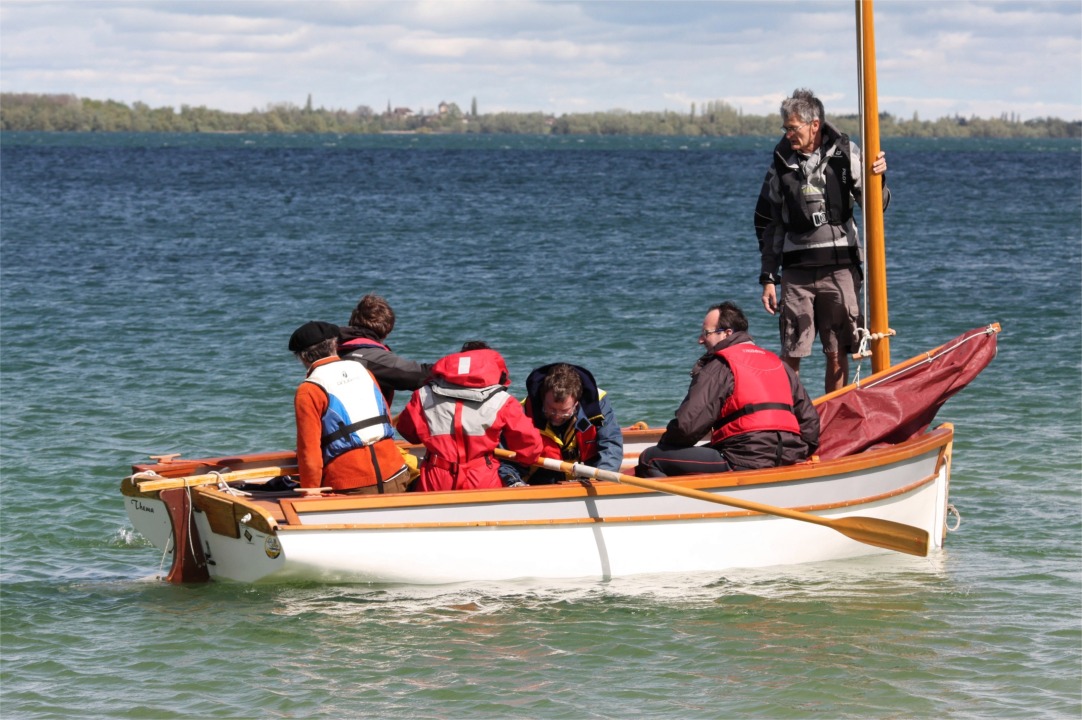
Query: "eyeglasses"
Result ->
[[544, 402, 578, 421], [781, 121, 809, 135], [699, 327, 730, 339]]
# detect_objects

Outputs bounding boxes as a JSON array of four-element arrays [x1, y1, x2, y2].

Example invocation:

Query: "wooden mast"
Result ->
[[856, 0, 891, 370]]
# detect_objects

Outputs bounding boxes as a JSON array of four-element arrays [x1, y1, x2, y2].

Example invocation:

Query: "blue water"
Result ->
[[1, 132, 1079, 718]]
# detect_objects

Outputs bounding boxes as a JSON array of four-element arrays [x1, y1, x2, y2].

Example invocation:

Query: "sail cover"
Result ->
[[815, 325, 1000, 459]]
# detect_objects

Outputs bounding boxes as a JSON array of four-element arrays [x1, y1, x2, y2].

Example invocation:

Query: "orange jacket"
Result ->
[[294, 357, 404, 490]]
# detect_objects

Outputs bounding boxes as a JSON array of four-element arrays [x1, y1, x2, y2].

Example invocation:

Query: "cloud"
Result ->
[[1, 0, 1078, 120]]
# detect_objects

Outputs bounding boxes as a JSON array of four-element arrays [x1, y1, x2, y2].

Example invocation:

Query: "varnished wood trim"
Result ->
[[276, 472, 939, 532], [278, 427, 951, 516], [130, 450, 297, 477], [934, 423, 954, 477], [192, 487, 278, 536], [280, 499, 303, 527]]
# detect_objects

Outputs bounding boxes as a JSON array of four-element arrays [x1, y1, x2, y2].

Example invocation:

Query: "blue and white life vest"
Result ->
[[305, 361, 394, 463]]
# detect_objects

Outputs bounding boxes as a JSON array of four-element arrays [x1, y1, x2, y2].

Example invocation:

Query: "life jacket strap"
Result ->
[[321, 414, 391, 448], [424, 453, 492, 473], [714, 402, 795, 430]]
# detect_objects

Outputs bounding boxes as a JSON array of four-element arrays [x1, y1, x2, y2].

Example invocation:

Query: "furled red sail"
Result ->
[[815, 325, 1000, 459]]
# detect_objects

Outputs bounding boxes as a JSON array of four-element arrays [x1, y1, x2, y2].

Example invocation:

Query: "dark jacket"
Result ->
[[338, 326, 432, 407], [755, 120, 890, 278], [659, 331, 820, 470]]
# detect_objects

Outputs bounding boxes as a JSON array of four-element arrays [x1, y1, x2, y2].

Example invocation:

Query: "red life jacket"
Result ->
[[430, 349, 509, 388], [537, 419, 600, 465], [711, 344, 801, 444], [410, 349, 519, 490]]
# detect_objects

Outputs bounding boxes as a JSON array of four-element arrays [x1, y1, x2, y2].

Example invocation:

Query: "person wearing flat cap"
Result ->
[[289, 320, 410, 494]]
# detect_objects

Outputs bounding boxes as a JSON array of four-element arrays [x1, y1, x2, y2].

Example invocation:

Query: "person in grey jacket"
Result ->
[[754, 88, 889, 394], [636, 302, 819, 478], [338, 294, 432, 409]]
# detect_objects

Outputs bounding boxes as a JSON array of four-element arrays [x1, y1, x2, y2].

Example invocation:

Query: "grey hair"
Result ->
[[780, 88, 824, 124], [295, 337, 338, 366]]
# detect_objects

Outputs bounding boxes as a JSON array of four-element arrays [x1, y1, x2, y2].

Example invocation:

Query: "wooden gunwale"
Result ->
[[130, 449, 298, 478], [273, 425, 952, 517], [934, 423, 954, 476], [128, 427, 951, 539], [191, 487, 280, 536], [253, 469, 940, 532]]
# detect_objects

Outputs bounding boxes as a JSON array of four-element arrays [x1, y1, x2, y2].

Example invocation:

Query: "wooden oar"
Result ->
[[494, 449, 928, 557], [130, 465, 297, 492]]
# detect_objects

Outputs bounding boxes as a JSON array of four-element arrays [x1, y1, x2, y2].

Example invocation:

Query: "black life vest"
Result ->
[[773, 134, 856, 234]]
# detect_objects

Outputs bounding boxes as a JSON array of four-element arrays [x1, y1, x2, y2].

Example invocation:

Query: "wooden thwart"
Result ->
[[130, 465, 297, 492], [495, 449, 929, 557]]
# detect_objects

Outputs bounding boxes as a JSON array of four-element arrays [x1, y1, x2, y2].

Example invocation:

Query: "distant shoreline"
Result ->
[[2, 93, 1079, 139]]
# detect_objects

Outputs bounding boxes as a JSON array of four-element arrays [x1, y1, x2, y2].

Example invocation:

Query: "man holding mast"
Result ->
[[754, 88, 889, 393]]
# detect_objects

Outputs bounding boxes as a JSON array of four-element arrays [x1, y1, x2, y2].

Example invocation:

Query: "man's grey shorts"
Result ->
[[778, 265, 863, 357]]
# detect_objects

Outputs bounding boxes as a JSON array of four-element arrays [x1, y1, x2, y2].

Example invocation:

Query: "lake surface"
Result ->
[[1, 132, 1079, 718]]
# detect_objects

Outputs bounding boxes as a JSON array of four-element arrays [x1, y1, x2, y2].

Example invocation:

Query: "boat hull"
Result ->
[[122, 425, 954, 584]]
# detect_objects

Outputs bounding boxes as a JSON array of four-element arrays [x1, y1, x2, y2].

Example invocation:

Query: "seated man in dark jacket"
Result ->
[[636, 301, 819, 477], [499, 363, 623, 485]]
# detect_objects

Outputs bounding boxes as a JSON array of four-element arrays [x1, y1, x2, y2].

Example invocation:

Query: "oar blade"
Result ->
[[833, 516, 929, 557]]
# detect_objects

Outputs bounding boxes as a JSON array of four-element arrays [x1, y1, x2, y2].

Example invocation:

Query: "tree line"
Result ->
[[1, 93, 1078, 139]]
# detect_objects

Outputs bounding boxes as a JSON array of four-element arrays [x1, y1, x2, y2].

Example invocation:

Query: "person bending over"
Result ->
[[397, 344, 542, 491], [499, 363, 623, 486]]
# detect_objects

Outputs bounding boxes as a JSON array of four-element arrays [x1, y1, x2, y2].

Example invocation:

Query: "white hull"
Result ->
[[123, 426, 953, 585]]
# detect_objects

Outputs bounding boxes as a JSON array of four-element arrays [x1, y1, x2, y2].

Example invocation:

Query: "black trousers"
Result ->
[[636, 443, 731, 478]]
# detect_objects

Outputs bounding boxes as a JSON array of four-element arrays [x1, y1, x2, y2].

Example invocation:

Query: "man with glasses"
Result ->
[[753, 88, 889, 394], [635, 302, 819, 478], [499, 363, 623, 485]]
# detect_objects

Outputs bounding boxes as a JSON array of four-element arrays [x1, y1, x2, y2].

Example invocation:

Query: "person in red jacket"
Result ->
[[289, 320, 410, 494], [636, 302, 819, 477], [396, 344, 543, 492]]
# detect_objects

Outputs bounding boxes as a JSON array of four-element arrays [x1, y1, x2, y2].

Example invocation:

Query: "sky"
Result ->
[[1, 0, 1079, 122]]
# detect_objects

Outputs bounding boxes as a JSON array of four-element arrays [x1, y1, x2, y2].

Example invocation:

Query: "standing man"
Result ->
[[636, 302, 819, 478], [755, 88, 889, 393], [289, 320, 410, 494], [499, 363, 623, 485]]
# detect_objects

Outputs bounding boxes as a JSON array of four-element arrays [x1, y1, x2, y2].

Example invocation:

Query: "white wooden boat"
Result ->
[[119, 0, 1000, 585], [120, 425, 948, 584], [120, 323, 998, 585]]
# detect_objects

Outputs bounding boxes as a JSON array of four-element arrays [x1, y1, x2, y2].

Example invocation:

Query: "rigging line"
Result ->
[[157, 534, 173, 579], [854, 0, 870, 385], [857, 327, 995, 390], [184, 484, 201, 568]]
